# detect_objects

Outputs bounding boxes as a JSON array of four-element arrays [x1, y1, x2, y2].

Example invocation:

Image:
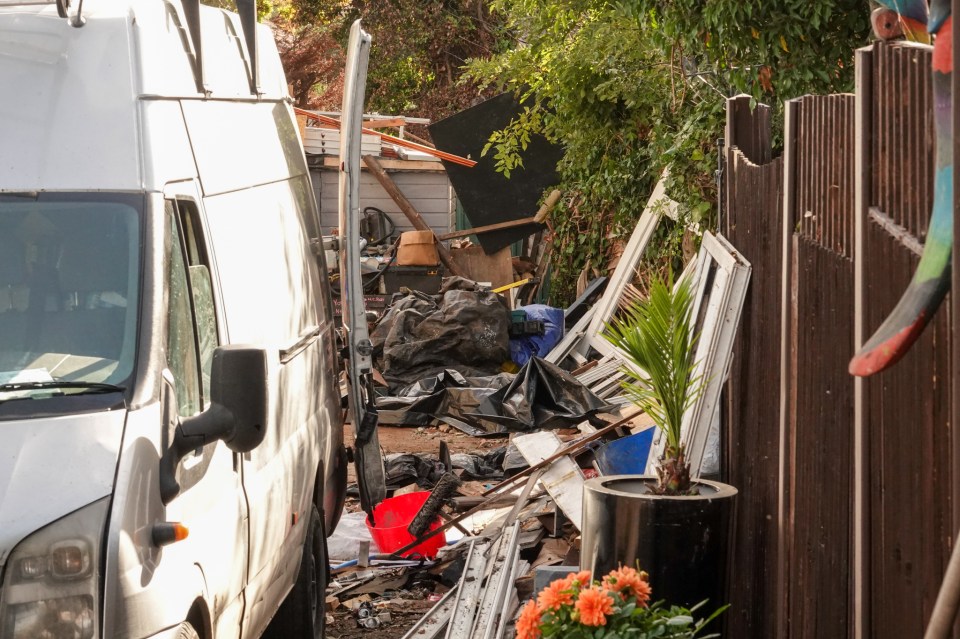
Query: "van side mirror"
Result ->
[[182, 345, 269, 452], [159, 345, 268, 503]]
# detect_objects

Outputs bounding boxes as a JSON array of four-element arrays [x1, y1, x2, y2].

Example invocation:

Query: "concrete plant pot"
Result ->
[[580, 475, 737, 611]]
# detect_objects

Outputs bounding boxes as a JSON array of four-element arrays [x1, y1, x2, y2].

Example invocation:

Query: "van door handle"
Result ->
[[279, 325, 321, 363]]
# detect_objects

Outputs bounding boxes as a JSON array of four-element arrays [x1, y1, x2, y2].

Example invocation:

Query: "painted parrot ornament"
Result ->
[[849, 0, 952, 376]]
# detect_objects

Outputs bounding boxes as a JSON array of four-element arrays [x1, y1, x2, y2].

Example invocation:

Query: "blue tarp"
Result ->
[[509, 304, 564, 367]]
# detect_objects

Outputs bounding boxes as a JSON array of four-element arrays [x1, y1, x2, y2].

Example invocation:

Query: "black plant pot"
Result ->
[[580, 475, 737, 612]]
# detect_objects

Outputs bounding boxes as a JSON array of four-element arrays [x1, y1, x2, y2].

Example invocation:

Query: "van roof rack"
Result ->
[[1, 0, 261, 94], [0, 0, 78, 23]]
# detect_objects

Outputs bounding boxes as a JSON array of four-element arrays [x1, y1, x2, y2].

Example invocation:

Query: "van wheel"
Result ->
[[173, 622, 200, 639], [263, 505, 327, 639]]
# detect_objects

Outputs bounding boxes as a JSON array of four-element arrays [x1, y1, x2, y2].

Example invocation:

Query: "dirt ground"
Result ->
[[325, 600, 438, 639]]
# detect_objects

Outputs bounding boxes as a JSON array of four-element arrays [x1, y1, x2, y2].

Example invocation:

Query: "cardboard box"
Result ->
[[396, 230, 440, 266]]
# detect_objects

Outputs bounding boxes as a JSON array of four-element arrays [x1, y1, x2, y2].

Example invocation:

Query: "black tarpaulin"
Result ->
[[376, 358, 615, 435], [428, 92, 564, 253], [474, 357, 616, 431], [370, 285, 512, 389]]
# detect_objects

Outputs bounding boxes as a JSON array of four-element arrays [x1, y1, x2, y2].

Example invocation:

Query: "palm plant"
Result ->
[[603, 272, 704, 495]]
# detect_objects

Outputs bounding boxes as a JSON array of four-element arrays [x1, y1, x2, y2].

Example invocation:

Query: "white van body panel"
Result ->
[[180, 101, 304, 197], [132, 0, 287, 100], [140, 101, 199, 190], [102, 404, 247, 638], [0, 411, 124, 566], [0, 7, 140, 191], [0, 0, 353, 637]]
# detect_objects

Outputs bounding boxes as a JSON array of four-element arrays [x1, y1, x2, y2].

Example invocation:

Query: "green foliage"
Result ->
[[603, 272, 704, 493], [284, 0, 507, 124], [464, 0, 870, 304]]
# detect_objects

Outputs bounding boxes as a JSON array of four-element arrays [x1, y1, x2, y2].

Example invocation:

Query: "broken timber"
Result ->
[[362, 154, 465, 277], [437, 189, 562, 241]]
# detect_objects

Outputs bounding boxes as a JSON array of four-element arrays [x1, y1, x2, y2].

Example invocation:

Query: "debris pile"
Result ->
[[328, 174, 753, 637]]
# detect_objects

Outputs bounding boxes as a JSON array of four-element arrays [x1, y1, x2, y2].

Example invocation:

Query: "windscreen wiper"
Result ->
[[0, 381, 125, 393]]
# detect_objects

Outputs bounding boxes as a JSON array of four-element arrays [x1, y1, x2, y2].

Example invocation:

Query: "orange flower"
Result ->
[[538, 578, 575, 611], [564, 570, 592, 589], [516, 600, 542, 639], [574, 586, 615, 626], [603, 566, 653, 606]]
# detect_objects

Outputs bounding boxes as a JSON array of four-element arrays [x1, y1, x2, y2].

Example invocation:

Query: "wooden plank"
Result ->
[[777, 97, 799, 639], [437, 189, 561, 241], [481, 409, 641, 498], [853, 46, 872, 639], [363, 117, 408, 129], [362, 155, 464, 277], [438, 216, 540, 241], [448, 247, 514, 288], [722, 114, 783, 638], [318, 155, 447, 172]]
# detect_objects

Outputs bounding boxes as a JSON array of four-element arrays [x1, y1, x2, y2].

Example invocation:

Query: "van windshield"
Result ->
[[0, 194, 141, 399]]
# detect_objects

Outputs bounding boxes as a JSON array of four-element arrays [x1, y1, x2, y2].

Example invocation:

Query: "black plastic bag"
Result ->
[[472, 356, 616, 431], [371, 286, 512, 389]]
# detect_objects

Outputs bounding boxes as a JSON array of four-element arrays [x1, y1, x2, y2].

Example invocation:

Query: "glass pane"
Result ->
[[166, 210, 201, 417], [189, 264, 216, 404], [0, 197, 140, 387]]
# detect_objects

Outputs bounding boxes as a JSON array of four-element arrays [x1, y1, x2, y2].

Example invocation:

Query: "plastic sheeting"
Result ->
[[376, 357, 615, 435], [478, 357, 616, 431], [509, 304, 565, 367], [371, 280, 512, 389], [377, 369, 515, 436]]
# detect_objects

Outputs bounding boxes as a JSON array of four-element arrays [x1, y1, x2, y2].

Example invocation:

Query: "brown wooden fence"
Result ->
[[858, 42, 954, 639], [722, 39, 954, 639], [723, 99, 783, 639]]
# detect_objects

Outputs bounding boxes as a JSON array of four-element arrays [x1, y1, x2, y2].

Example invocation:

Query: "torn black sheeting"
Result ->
[[371, 282, 512, 389], [473, 357, 616, 431], [377, 370, 514, 436], [377, 357, 615, 435], [364, 448, 510, 495]]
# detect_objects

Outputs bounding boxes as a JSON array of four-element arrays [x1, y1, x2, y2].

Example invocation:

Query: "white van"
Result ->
[[0, 1, 380, 637]]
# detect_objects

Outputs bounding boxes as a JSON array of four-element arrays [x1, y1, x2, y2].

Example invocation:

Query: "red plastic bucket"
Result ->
[[365, 491, 446, 558]]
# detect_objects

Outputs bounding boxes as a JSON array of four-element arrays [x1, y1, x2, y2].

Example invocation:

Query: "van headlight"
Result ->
[[0, 497, 109, 639]]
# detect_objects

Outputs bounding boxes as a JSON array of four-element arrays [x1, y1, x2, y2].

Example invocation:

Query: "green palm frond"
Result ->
[[602, 272, 704, 455]]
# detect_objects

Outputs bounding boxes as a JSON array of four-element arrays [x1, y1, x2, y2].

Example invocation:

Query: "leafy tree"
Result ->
[[273, 19, 345, 108], [269, 0, 505, 126], [465, 0, 870, 304]]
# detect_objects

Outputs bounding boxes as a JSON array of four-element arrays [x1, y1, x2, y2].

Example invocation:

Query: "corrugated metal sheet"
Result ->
[[871, 42, 935, 242], [861, 220, 952, 638], [785, 236, 855, 639], [782, 94, 857, 639], [860, 41, 952, 639]]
